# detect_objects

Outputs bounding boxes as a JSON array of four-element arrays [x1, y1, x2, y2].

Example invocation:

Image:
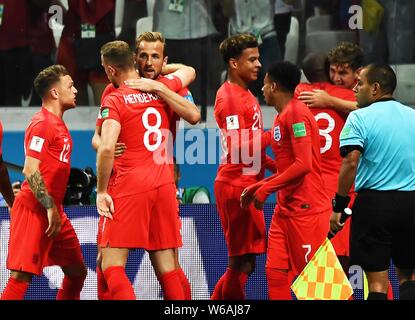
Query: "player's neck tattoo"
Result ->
[[27, 171, 54, 209]]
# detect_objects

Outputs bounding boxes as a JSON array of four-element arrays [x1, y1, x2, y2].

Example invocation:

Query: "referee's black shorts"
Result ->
[[350, 189, 415, 272]]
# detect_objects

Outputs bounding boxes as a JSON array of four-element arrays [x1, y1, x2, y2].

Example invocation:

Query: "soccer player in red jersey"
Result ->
[[295, 53, 357, 271], [1, 65, 87, 300], [0, 121, 15, 209], [211, 34, 276, 300], [298, 42, 364, 113], [241, 61, 331, 300], [96, 41, 194, 300], [92, 33, 199, 300]]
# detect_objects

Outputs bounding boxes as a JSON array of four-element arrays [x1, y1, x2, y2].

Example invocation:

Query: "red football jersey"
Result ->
[[214, 81, 265, 187], [100, 77, 182, 198], [96, 75, 187, 136], [268, 98, 330, 216], [18, 108, 72, 212], [295, 82, 355, 194]]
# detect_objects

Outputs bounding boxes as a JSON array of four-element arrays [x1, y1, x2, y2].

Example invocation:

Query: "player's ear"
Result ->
[[229, 58, 237, 70], [163, 56, 168, 67], [50, 87, 59, 100], [108, 65, 116, 76]]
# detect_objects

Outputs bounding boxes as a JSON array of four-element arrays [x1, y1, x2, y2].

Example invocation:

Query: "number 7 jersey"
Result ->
[[99, 78, 182, 198]]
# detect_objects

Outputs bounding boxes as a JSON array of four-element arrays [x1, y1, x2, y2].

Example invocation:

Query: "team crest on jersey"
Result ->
[[274, 126, 281, 141]]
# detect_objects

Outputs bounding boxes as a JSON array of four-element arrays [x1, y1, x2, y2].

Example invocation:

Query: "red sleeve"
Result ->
[[255, 114, 314, 202], [25, 121, 52, 161], [158, 75, 183, 93], [96, 84, 116, 127], [100, 95, 121, 125], [264, 155, 278, 173]]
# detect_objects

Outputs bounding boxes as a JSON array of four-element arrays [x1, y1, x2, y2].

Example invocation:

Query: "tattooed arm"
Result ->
[[23, 156, 61, 237]]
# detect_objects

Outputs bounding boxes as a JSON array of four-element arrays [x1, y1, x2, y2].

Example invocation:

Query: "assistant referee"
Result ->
[[330, 64, 415, 300]]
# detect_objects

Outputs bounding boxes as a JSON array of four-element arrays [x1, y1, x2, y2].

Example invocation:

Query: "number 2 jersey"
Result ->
[[18, 108, 72, 212], [99, 76, 182, 198], [294, 82, 355, 194]]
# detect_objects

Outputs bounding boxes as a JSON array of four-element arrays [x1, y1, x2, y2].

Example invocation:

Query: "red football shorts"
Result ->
[[7, 197, 84, 276], [100, 183, 182, 250], [266, 207, 329, 275], [214, 181, 266, 257]]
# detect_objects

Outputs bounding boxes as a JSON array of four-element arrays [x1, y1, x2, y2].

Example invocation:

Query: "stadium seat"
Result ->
[[390, 64, 415, 106], [136, 16, 153, 36], [305, 30, 356, 55], [284, 16, 300, 64], [306, 14, 332, 34]]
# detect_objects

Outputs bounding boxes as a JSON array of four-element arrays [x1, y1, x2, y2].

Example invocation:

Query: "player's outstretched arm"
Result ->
[[96, 119, 121, 219], [125, 78, 201, 124], [299, 89, 358, 113], [162, 63, 196, 89], [92, 125, 126, 157], [330, 149, 359, 234], [23, 156, 61, 237]]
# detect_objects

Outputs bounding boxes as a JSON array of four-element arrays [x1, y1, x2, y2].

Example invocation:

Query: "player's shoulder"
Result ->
[[101, 83, 116, 100]]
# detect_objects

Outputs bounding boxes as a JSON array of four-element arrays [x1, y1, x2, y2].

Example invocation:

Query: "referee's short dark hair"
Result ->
[[365, 64, 397, 95], [34, 64, 69, 99], [219, 33, 258, 64], [267, 61, 301, 93]]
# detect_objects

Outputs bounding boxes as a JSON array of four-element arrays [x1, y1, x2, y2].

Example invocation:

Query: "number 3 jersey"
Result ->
[[99, 77, 182, 198], [294, 82, 355, 194], [18, 108, 72, 212]]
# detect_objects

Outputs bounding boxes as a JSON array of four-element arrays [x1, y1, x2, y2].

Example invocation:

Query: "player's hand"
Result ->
[[240, 188, 253, 209], [329, 211, 344, 237], [298, 89, 330, 108], [96, 192, 114, 220], [45, 205, 62, 238], [124, 78, 162, 93], [253, 196, 264, 210], [114, 142, 126, 158]]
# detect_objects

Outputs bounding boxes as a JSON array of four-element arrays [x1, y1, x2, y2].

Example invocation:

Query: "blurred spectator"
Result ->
[[117, 0, 148, 48], [223, 0, 282, 104], [359, 0, 415, 64], [174, 162, 210, 204], [274, 0, 295, 58], [0, 0, 32, 106], [56, 0, 114, 106], [152, 0, 222, 117], [27, 0, 56, 106]]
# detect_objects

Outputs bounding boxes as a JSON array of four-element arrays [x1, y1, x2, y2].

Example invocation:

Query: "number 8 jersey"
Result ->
[[98, 77, 182, 198]]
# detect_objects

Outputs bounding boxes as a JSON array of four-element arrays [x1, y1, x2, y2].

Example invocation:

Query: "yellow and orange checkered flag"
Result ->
[[291, 238, 353, 300]]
